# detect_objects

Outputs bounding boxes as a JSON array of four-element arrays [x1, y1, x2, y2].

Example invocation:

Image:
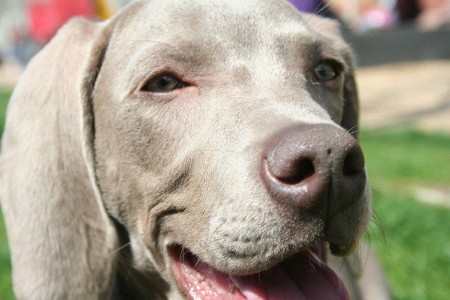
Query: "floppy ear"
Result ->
[[302, 14, 360, 138], [0, 18, 119, 298]]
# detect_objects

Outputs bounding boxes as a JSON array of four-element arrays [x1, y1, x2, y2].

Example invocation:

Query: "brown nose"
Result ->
[[261, 124, 366, 216]]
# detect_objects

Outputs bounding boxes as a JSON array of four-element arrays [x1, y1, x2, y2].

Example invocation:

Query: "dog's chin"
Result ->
[[167, 243, 349, 300]]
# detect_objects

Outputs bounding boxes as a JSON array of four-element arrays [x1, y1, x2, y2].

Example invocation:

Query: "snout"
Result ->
[[167, 124, 369, 299], [261, 123, 367, 250]]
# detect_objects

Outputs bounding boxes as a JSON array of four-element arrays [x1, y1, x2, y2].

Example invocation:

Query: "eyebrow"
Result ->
[[131, 38, 218, 68], [123, 38, 220, 92]]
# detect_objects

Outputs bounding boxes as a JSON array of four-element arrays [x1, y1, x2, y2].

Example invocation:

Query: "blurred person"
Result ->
[[396, 0, 421, 23], [0, 0, 129, 65], [360, 0, 396, 30], [288, 0, 340, 18], [417, 0, 450, 29], [26, 0, 137, 43], [27, 0, 95, 44], [95, 0, 136, 20], [327, 0, 396, 32], [0, 0, 27, 64]]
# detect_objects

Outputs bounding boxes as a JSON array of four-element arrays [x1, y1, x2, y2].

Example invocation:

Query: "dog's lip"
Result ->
[[168, 243, 349, 300]]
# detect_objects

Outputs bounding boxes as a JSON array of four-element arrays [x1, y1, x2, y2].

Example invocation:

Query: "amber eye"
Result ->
[[142, 74, 187, 93], [313, 61, 342, 81]]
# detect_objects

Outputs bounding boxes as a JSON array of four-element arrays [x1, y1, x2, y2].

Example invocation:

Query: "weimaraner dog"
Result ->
[[0, 0, 390, 299]]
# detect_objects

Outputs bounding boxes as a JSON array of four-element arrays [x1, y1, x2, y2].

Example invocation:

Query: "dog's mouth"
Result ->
[[168, 243, 349, 299]]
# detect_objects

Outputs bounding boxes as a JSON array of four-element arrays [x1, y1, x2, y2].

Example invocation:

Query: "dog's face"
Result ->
[[91, 0, 371, 298]]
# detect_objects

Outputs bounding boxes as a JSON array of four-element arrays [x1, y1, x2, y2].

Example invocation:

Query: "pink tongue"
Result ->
[[172, 250, 349, 300], [230, 252, 349, 300]]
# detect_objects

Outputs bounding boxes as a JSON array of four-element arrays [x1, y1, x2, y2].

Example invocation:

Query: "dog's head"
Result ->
[[0, 0, 370, 299]]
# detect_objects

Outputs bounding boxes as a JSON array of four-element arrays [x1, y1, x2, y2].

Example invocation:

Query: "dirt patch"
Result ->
[[357, 60, 450, 133], [413, 186, 450, 207], [0, 61, 22, 90]]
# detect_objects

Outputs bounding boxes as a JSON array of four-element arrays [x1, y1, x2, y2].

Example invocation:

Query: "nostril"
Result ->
[[268, 157, 315, 185], [283, 158, 315, 184], [342, 146, 365, 176]]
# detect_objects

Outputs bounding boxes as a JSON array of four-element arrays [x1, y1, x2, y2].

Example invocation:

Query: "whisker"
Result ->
[[179, 245, 188, 263], [313, 1, 333, 17], [345, 124, 359, 136], [110, 241, 131, 256]]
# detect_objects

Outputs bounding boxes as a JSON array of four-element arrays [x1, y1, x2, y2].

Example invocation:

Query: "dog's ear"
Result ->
[[0, 18, 119, 298], [302, 14, 360, 138]]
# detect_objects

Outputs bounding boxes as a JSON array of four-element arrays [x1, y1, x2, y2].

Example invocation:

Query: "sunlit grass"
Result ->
[[361, 129, 450, 300], [0, 89, 13, 299]]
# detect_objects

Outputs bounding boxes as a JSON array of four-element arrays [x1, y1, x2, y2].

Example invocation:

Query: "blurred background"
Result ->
[[0, 0, 449, 299]]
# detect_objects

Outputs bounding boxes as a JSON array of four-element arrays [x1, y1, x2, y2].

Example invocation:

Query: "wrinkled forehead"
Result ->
[[140, 0, 306, 32], [115, 0, 325, 53], [107, 0, 349, 84]]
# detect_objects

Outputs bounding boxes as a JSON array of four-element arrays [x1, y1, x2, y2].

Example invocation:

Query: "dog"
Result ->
[[0, 0, 390, 299]]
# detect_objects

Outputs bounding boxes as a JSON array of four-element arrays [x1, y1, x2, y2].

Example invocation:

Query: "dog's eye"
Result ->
[[313, 61, 342, 81], [142, 75, 187, 93]]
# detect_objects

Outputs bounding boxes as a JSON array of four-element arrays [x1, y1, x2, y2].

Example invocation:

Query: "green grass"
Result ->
[[361, 130, 450, 187], [361, 129, 450, 300], [0, 89, 449, 299], [0, 212, 12, 300], [367, 194, 450, 300], [0, 89, 10, 139], [0, 89, 13, 299]]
